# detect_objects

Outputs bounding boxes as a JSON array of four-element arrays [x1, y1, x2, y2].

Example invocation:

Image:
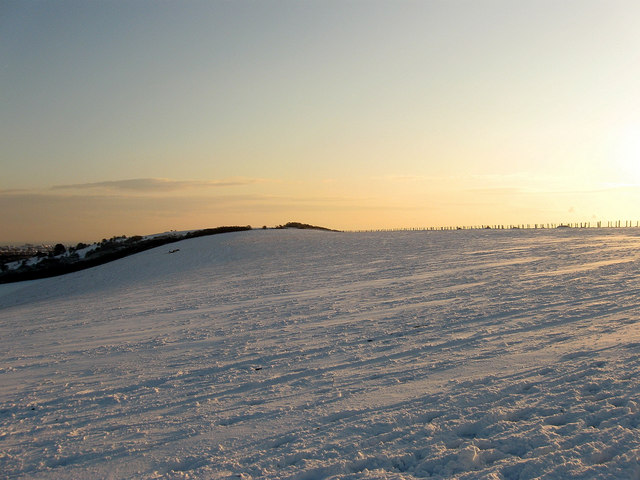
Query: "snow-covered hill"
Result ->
[[2, 228, 640, 479]]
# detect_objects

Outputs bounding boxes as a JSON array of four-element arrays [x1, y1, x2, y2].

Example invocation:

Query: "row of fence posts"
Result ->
[[352, 220, 640, 233]]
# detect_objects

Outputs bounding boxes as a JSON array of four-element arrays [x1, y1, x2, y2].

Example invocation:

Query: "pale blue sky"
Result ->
[[2, 1, 640, 242]]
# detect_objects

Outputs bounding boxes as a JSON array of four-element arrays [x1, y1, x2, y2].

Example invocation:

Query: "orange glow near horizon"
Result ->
[[2, 2, 640, 243]]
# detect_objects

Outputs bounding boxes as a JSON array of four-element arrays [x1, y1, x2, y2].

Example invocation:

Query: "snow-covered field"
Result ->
[[2, 228, 640, 479]]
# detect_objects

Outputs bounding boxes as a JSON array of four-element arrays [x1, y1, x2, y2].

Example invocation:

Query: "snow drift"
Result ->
[[1, 228, 640, 479]]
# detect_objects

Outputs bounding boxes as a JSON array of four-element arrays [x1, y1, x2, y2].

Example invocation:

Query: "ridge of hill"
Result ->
[[0, 226, 251, 284], [0, 222, 339, 284], [275, 221, 340, 232]]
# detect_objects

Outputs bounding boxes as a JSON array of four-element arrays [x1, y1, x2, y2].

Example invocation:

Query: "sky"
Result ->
[[2, 0, 640, 243]]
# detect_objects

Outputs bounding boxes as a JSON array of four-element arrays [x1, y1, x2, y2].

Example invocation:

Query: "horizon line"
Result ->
[[3, 219, 640, 247]]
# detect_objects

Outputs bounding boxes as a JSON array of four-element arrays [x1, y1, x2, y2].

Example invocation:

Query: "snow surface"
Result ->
[[2, 228, 640, 479]]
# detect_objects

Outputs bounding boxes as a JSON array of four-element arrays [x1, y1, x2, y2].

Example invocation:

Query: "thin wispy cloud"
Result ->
[[373, 174, 448, 183], [465, 187, 524, 195], [51, 178, 261, 193], [0, 188, 31, 195]]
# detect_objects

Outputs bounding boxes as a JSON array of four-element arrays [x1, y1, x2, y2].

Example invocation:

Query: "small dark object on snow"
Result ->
[[168, 249, 180, 254]]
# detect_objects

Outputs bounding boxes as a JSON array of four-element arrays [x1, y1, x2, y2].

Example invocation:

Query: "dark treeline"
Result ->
[[0, 226, 252, 284], [275, 222, 340, 232]]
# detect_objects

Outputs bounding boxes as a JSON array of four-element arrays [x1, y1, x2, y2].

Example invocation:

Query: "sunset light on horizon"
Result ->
[[2, 0, 640, 243], [5, 4, 640, 476]]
